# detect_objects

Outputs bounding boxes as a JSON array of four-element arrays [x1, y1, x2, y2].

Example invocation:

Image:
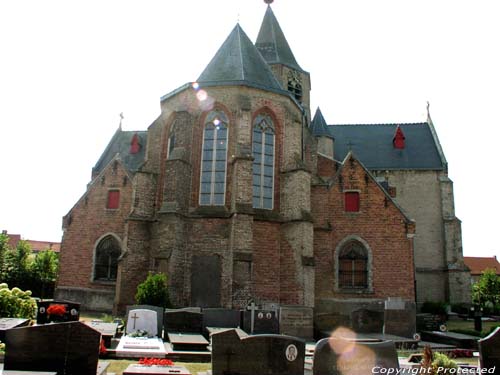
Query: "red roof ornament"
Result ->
[[130, 133, 141, 154], [393, 126, 405, 149]]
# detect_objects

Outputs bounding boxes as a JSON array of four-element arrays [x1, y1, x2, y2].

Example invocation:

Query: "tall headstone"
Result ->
[[202, 308, 241, 330], [351, 308, 384, 333], [383, 297, 416, 338], [191, 255, 221, 307], [312, 337, 399, 375], [243, 308, 279, 334], [126, 305, 164, 338], [36, 300, 80, 324], [164, 310, 203, 334], [211, 329, 305, 375], [279, 306, 313, 339], [126, 309, 158, 336], [4, 322, 100, 375], [479, 327, 500, 371]]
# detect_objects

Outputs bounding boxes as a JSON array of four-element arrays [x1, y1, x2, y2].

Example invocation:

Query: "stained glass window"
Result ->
[[94, 235, 121, 281], [252, 114, 275, 209]]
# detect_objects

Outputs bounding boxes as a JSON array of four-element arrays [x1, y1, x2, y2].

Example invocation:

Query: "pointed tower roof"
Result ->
[[256, 6, 303, 72], [197, 24, 283, 92], [310, 108, 334, 139]]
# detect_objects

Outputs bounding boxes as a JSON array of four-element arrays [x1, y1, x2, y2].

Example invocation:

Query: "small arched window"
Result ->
[[200, 110, 228, 206], [252, 114, 275, 210], [338, 241, 368, 289], [287, 70, 303, 102], [167, 133, 175, 159], [94, 235, 121, 282]]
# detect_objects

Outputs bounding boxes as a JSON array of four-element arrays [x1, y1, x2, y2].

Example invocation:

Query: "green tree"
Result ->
[[135, 273, 172, 308], [0, 233, 9, 280], [31, 250, 59, 298], [5, 240, 33, 290], [472, 268, 500, 309]]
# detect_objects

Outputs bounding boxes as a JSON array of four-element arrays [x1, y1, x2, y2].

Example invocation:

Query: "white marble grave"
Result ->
[[126, 309, 158, 336], [115, 336, 167, 358]]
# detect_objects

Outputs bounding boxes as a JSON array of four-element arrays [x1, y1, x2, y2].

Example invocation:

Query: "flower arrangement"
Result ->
[[128, 329, 150, 338], [99, 339, 107, 355], [47, 304, 67, 316], [138, 358, 174, 366]]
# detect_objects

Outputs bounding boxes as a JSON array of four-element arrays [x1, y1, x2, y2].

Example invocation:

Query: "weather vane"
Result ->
[[119, 112, 124, 129]]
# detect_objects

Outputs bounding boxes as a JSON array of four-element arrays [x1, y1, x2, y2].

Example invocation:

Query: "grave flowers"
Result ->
[[138, 358, 174, 366], [47, 304, 67, 318]]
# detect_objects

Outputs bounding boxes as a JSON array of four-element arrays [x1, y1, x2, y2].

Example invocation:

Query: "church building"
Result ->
[[56, 4, 470, 328]]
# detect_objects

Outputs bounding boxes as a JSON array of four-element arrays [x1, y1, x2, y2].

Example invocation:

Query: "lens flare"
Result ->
[[196, 90, 208, 101], [213, 119, 221, 126], [192, 82, 200, 90]]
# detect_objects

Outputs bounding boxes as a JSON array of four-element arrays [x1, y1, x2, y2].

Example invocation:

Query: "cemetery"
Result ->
[[1, 292, 499, 375]]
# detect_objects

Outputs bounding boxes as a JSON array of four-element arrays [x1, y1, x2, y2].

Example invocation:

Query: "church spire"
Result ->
[[255, 5, 303, 71]]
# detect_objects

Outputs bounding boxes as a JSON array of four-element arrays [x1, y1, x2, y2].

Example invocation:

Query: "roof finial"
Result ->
[[119, 112, 124, 130], [264, 0, 274, 4]]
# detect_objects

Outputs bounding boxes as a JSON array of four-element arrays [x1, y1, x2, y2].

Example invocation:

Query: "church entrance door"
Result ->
[[190, 255, 221, 307]]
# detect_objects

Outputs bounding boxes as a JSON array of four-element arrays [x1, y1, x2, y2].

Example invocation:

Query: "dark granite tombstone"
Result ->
[[202, 308, 241, 330], [279, 306, 314, 339], [211, 328, 305, 375], [126, 305, 164, 338], [312, 337, 399, 375], [0, 318, 30, 342], [479, 327, 500, 371], [191, 255, 221, 307], [243, 309, 279, 334], [36, 300, 80, 324], [4, 321, 100, 375], [383, 298, 416, 338], [416, 313, 446, 332], [351, 308, 384, 333], [85, 321, 118, 347], [164, 310, 203, 334]]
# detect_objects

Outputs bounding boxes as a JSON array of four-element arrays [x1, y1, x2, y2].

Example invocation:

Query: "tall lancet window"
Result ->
[[200, 110, 229, 206], [252, 114, 275, 209]]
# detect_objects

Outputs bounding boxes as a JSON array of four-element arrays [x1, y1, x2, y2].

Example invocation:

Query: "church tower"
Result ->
[[256, 5, 312, 120]]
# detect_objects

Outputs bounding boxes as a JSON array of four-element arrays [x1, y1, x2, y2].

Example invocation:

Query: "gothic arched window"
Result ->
[[94, 235, 121, 282], [338, 241, 368, 289], [200, 110, 228, 206], [252, 114, 275, 210]]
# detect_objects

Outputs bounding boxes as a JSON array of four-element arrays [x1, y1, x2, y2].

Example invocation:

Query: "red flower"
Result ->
[[99, 339, 107, 355], [47, 304, 67, 316], [138, 358, 173, 366]]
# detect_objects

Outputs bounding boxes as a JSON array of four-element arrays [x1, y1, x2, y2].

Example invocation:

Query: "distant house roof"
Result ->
[[93, 128, 147, 176], [329, 123, 446, 170], [197, 24, 284, 93], [464, 257, 500, 276], [2, 231, 60, 253]]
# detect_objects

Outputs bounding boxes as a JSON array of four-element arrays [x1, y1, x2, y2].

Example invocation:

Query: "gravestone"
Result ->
[[478, 327, 500, 371], [164, 310, 203, 334], [351, 308, 384, 334], [279, 306, 313, 339], [126, 309, 158, 337], [312, 337, 399, 375], [416, 313, 446, 332], [4, 321, 100, 375], [202, 308, 241, 330], [123, 364, 191, 375], [126, 305, 164, 338], [0, 318, 30, 342], [85, 321, 118, 347], [36, 300, 80, 324], [242, 305, 279, 334], [167, 333, 209, 351], [211, 328, 305, 375], [383, 298, 416, 338], [191, 255, 221, 307], [115, 336, 167, 358]]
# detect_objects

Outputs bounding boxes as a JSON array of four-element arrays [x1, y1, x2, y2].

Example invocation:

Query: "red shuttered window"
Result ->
[[107, 190, 120, 209], [345, 192, 360, 212]]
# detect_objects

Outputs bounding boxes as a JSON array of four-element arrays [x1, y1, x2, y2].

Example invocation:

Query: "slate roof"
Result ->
[[310, 108, 334, 138], [464, 257, 500, 276], [329, 123, 446, 170], [255, 6, 303, 72], [197, 24, 283, 92], [93, 128, 147, 175]]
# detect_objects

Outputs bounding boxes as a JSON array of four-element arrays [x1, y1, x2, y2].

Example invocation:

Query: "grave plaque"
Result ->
[[4, 322, 100, 375], [115, 337, 167, 358], [351, 308, 384, 333], [36, 300, 80, 324], [416, 313, 446, 332], [383, 299, 416, 338], [126, 305, 164, 339], [164, 310, 203, 334], [167, 333, 209, 351], [279, 306, 313, 339], [126, 309, 158, 337], [243, 309, 279, 334], [312, 337, 399, 375], [479, 327, 500, 371], [211, 329, 305, 375], [123, 364, 191, 375], [202, 308, 241, 330], [0, 318, 30, 342]]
